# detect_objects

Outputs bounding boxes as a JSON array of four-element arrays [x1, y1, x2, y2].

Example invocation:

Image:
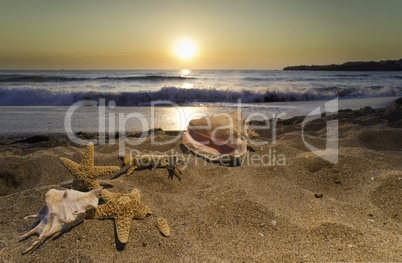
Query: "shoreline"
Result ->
[[0, 96, 399, 137], [0, 96, 399, 142]]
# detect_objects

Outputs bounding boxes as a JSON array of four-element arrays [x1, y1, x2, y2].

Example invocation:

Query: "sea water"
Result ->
[[0, 70, 400, 136]]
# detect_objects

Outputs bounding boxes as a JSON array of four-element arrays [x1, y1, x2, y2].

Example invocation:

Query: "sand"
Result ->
[[0, 101, 401, 262]]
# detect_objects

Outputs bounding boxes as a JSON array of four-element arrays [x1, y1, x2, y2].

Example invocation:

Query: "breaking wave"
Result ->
[[0, 86, 400, 106]]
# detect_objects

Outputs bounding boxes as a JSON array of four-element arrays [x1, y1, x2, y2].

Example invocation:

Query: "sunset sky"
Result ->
[[1, 0, 401, 70]]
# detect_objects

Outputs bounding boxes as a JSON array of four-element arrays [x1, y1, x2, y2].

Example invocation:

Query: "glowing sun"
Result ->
[[174, 39, 197, 60]]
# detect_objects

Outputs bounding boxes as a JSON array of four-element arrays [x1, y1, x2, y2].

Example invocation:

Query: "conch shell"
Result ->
[[183, 110, 248, 163], [20, 188, 101, 254]]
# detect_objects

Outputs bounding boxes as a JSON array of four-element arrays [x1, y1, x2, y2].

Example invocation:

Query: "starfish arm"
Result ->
[[92, 203, 114, 219], [247, 128, 259, 138], [130, 200, 152, 219], [125, 165, 137, 176], [81, 142, 95, 169], [100, 189, 118, 203], [131, 188, 141, 200], [167, 165, 183, 181], [115, 217, 132, 244], [123, 155, 133, 166], [174, 165, 183, 176], [159, 161, 169, 168], [177, 158, 185, 166], [72, 178, 100, 192], [87, 166, 120, 179], [59, 157, 81, 175]]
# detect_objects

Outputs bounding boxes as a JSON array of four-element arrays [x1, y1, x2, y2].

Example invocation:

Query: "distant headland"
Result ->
[[283, 59, 402, 71]]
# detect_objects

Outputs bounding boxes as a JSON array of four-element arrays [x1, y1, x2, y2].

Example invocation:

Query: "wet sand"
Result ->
[[0, 100, 401, 262]]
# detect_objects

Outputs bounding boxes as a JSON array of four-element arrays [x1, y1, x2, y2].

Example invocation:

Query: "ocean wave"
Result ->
[[333, 74, 371, 77], [0, 74, 195, 83], [0, 86, 400, 106]]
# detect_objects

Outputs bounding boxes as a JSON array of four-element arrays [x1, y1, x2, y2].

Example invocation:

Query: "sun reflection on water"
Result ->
[[180, 69, 191, 76], [158, 107, 211, 131], [181, 82, 193, 89]]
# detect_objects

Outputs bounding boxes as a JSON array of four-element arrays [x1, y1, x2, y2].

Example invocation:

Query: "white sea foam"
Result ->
[[0, 70, 401, 106], [0, 85, 400, 106]]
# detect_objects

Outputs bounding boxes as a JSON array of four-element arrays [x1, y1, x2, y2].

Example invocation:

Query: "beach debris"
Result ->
[[60, 142, 120, 191], [123, 153, 185, 181], [333, 178, 342, 184], [156, 217, 170, 237], [270, 220, 278, 229], [314, 193, 324, 198], [20, 188, 101, 254], [87, 188, 152, 244], [75, 131, 96, 140], [183, 110, 257, 164], [12, 135, 52, 144]]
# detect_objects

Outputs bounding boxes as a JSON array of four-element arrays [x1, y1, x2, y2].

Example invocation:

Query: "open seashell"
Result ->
[[183, 110, 248, 163], [20, 188, 101, 254]]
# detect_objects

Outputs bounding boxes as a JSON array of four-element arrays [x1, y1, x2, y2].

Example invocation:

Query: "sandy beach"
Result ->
[[0, 100, 401, 262]]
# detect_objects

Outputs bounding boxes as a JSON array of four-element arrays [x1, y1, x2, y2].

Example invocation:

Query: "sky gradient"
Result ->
[[1, 0, 402, 70]]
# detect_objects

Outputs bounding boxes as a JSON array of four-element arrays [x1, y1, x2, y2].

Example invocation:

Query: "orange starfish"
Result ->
[[89, 188, 152, 244], [60, 142, 120, 191]]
